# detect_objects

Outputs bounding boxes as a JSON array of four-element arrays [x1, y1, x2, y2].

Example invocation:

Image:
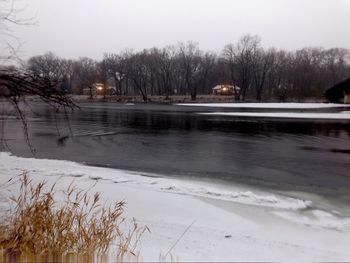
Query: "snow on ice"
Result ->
[[1, 152, 350, 261]]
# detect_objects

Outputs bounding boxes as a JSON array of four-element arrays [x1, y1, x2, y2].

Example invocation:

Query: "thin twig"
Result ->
[[165, 219, 196, 257]]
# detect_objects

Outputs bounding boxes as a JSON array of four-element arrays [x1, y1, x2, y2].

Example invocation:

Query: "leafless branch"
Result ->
[[0, 67, 78, 152]]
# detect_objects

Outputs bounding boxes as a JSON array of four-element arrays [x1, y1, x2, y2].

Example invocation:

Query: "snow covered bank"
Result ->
[[1, 152, 350, 261], [177, 102, 350, 109], [200, 111, 350, 120]]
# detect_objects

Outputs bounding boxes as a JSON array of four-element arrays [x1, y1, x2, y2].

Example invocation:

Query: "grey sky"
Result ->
[[13, 0, 350, 60]]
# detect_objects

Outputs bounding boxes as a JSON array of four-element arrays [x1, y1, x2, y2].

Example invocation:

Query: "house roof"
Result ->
[[325, 78, 350, 102]]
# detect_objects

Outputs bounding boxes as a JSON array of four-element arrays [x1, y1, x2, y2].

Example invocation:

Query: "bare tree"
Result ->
[[27, 52, 65, 85], [0, 68, 74, 107], [177, 42, 202, 100], [0, 0, 34, 63], [233, 35, 261, 100], [60, 59, 75, 93], [149, 46, 176, 98], [323, 48, 348, 85], [0, 67, 76, 151], [0, 0, 76, 152], [127, 51, 150, 102], [72, 57, 99, 98], [196, 51, 217, 94], [222, 43, 236, 86], [266, 50, 291, 101], [102, 52, 128, 95], [252, 48, 276, 101]]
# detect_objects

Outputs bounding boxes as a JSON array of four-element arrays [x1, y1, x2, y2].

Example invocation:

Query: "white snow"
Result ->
[[273, 210, 350, 232], [200, 112, 350, 119], [177, 102, 350, 109], [1, 152, 350, 261]]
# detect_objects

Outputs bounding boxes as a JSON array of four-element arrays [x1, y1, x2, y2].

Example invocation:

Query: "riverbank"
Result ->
[[70, 94, 241, 103], [1, 152, 349, 261], [25, 94, 326, 104]]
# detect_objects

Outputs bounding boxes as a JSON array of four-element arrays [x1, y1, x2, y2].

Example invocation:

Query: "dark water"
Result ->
[[2, 102, 350, 203]]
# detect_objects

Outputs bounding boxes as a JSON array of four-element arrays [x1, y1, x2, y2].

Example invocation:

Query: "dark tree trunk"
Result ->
[[190, 86, 197, 101], [88, 86, 93, 100]]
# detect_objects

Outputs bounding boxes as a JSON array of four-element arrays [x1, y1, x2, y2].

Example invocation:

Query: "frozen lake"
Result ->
[[2, 102, 350, 208]]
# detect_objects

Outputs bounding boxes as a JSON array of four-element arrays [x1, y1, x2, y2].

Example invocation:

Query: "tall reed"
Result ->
[[0, 172, 148, 263]]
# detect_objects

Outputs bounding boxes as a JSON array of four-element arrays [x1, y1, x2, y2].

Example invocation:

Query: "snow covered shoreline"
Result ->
[[200, 111, 350, 119], [177, 102, 350, 109], [1, 152, 350, 261]]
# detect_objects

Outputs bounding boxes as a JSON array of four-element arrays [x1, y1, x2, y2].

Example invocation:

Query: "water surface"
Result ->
[[2, 102, 350, 206]]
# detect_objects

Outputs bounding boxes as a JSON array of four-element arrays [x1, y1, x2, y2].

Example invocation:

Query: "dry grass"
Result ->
[[0, 172, 149, 263]]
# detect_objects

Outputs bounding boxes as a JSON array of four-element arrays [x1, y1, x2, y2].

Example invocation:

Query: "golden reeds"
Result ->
[[0, 172, 148, 263]]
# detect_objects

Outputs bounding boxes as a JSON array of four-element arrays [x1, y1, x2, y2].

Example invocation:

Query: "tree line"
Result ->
[[25, 35, 350, 101]]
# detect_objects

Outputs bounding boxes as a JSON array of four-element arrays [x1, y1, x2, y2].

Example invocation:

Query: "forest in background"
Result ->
[[9, 35, 350, 102]]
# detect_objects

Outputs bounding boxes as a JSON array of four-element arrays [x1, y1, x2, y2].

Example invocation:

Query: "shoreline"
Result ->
[[23, 94, 329, 104], [1, 152, 350, 261]]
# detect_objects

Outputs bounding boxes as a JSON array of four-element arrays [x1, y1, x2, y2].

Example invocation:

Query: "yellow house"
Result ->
[[212, 84, 241, 99], [83, 83, 115, 96]]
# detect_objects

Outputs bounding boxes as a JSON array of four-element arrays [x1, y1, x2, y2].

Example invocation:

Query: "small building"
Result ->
[[83, 83, 116, 96], [212, 84, 241, 100], [325, 78, 350, 104]]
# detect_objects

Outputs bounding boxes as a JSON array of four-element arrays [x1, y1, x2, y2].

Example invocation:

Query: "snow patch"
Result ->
[[158, 183, 312, 210], [177, 102, 349, 109], [274, 210, 350, 231], [200, 112, 350, 120]]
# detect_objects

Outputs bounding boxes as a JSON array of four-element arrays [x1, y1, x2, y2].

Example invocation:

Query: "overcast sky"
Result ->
[[12, 0, 350, 60]]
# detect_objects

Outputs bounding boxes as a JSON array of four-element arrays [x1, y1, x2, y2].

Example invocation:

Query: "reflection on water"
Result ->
[[2, 103, 350, 202]]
